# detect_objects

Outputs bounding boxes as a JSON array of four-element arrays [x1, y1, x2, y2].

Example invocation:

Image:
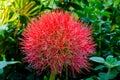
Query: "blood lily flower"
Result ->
[[20, 10, 96, 78]]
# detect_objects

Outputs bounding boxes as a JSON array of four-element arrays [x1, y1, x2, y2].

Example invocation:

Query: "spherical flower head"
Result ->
[[20, 10, 96, 74]]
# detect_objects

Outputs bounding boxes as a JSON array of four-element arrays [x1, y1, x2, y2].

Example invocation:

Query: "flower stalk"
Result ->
[[49, 70, 56, 80]]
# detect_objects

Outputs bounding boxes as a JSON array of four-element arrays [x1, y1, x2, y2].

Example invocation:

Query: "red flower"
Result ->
[[20, 10, 96, 74]]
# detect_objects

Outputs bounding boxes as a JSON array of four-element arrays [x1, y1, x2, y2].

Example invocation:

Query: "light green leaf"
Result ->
[[0, 61, 20, 69], [0, 61, 7, 69], [90, 57, 105, 63], [6, 61, 20, 65], [114, 61, 120, 67]]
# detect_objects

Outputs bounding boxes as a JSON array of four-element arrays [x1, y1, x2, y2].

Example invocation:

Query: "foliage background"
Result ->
[[0, 0, 120, 80]]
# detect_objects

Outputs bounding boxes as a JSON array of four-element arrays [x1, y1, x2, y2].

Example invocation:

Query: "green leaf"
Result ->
[[94, 65, 105, 71], [57, 78, 60, 80], [108, 69, 118, 79], [0, 24, 8, 31], [98, 72, 109, 80], [8, 37, 15, 42], [106, 55, 117, 65], [6, 61, 20, 65], [114, 61, 120, 67], [0, 61, 7, 69], [113, 0, 120, 8], [44, 76, 48, 80], [98, 71, 118, 80], [0, 69, 4, 74], [90, 57, 105, 63], [86, 77, 94, 80], [0, 61, 20, 69], [27, 74, 34, 80], [0, 24, 8, 37], [110, 25, 119, 31], [101, 10, 111, 17]]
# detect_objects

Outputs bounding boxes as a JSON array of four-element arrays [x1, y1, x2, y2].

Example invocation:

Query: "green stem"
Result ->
[[98, 23, 102, 56], [107, 67, 111, 75], [49, 71, 56, 80], [66, 64, 68, 80]]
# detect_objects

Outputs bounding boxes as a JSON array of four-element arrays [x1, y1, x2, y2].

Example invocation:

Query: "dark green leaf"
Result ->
[[0, 69, 4, 74], [98, 72, 109, 80], [94, 65, 105, 71], [108, 69, 118, 79], [86, 77, 94, 80]]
